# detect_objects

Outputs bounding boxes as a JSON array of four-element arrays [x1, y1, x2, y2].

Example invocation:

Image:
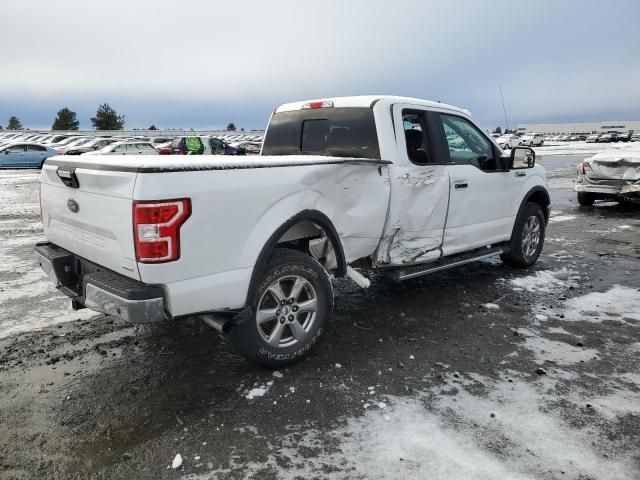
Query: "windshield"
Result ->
[[262, 107, 380, 159]]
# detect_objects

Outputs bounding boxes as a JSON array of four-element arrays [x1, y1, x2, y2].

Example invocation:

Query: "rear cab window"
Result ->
[[262, 107, 380, 159]]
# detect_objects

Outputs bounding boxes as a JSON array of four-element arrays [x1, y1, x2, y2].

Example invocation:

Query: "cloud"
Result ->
[[1, 0, 639, 129]]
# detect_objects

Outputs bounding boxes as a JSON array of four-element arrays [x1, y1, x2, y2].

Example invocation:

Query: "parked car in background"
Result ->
[[44, 135, 75, 145], [83, 141, 158, 155], [597, 133, 613, 143], [520, 133, 544, 147], [64, 137, 118, 155], [575, 146, 640, 206], [171, 136, 245, 155], [148, 137, 174, 146], [496, 134, 522, 150], [613, 133, 631, 143], [631, 133, 640, 142], [586, 134, 599, 143], [154, 141, 173, 155], [49, 136, 89, 149], [55, 137, 101, 154], [232, 141, 262, 155], [0, 143, 59, 168]]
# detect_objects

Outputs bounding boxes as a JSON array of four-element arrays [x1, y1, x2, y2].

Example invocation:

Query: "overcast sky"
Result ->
[[1, 0, 639, 130]]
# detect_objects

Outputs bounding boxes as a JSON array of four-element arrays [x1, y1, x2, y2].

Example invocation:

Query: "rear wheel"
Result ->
[[577, 192, 595, 206], [501, 202, 545, 268], [229, 249, 333, 368]]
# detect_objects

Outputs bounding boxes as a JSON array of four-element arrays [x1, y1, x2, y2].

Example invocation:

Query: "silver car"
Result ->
[[575, 146, 640, 205]]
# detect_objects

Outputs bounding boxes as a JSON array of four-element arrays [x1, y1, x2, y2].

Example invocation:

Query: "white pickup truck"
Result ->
[[36, 96, 550, 367]]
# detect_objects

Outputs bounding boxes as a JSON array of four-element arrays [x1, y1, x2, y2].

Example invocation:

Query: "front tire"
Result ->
[[577, 192, 595, 206], [501, 202, 545, 268], [229, 249, 333, 368]]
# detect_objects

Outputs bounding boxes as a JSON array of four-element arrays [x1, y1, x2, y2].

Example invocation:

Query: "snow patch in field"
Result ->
[[549, 214, 576, 223], [561, 285, 640, 324], [522, 334, 599, 366], [482, 303, 499, 311], [245, 382, 273, 400], [193, 377, 639, 480], [508, 268, 578, 293]]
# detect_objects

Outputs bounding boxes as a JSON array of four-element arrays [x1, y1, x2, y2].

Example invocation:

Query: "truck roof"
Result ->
[[275, 95, 470, 116]]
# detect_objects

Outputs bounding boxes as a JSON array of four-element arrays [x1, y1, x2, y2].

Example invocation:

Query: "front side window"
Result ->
[[6, 145, 25, 153], [262, 107, 380, 159], [27, 145, 46, 152], [440, 114, 498, 171]]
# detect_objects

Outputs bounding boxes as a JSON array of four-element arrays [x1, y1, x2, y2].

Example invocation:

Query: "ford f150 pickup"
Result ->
[[35, 96, 550, 367]]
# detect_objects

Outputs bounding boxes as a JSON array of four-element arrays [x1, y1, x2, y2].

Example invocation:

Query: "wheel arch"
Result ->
[[244, 209, 346, 307], [518, 186, 551, 224]]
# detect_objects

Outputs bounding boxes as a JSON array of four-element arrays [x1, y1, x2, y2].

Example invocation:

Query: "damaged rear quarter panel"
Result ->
[[134, 159, 389, 315]]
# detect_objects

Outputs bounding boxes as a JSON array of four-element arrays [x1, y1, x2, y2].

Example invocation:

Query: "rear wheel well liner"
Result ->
[[244, 210, 346, 307]]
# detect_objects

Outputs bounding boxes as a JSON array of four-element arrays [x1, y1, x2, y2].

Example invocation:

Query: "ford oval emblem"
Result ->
[[67, 198, 79, 213]]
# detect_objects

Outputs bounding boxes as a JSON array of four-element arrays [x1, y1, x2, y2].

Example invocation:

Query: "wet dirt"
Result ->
[[0, 159, 639, 479]]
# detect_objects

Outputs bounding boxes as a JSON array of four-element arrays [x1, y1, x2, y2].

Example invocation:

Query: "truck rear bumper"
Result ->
[[35, 242, 166, 324]]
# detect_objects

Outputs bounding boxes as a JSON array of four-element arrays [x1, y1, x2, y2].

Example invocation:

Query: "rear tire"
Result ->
[[577, 192, 595, 206], [501, 202, 545, 268], [229, 249, 333, 368]]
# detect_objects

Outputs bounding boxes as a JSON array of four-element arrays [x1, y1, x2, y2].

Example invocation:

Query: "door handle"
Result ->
[[454, 182, 468, 189]]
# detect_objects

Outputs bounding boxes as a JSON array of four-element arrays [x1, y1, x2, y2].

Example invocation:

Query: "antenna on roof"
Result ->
[[498, 83, 510, 131]]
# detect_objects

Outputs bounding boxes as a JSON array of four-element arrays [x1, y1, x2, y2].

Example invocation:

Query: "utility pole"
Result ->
[[498, 83, 510, 132]]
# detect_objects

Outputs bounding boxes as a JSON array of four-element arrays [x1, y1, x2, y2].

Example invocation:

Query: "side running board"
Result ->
[[384, 245, 504, 282]]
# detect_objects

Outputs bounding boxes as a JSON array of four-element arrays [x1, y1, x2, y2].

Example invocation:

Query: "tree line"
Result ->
[[2, 105, 239, 132]]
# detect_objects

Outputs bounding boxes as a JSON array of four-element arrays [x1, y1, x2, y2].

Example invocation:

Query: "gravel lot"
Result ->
[[0, 151, 639, 479]]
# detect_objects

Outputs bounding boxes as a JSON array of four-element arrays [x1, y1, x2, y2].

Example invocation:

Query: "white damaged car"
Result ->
[[575, 145, 640, 205]]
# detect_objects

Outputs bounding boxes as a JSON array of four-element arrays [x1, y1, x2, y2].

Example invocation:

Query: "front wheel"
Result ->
[[577, 192, 595, 206], [229, 249, 333, 368], [501, 202, 545, 268]]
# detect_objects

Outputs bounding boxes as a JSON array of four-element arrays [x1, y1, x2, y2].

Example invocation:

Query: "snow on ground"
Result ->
[[189, 373, 639, 480], [507, 267, 579, 293], [187, 284, 640, 480], [560, 285, 640, 324], [0, 170, 97, 339], [521, 333, 599, 365], [549, 214, 576, 223]]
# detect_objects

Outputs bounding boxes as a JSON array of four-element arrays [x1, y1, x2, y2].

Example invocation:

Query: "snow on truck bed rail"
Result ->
[[44, 155, 391, 173]]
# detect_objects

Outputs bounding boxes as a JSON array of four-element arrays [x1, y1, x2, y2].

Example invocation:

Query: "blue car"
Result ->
[[0, 143, 60, 169]]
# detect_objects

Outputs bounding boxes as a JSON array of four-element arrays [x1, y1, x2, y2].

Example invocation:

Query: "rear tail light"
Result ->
[[133, 199, 191, 263], [579, 161, 592, 174]]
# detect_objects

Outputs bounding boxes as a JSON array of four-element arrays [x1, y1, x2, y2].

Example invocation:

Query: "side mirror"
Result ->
[[510, 146, 535, 169]]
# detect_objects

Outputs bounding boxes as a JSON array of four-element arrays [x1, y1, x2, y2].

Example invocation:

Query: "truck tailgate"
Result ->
[[40, 162, 140, 280]]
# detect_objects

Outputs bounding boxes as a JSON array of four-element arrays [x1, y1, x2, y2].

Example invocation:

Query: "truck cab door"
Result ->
[[435, 113, 515, 256], [374, 105, 450, 266]]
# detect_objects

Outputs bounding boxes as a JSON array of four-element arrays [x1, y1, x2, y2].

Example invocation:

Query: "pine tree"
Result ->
[[90, 104, 125, 130], [7, 116, 23, 130], [51, 107, 80, 130]]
